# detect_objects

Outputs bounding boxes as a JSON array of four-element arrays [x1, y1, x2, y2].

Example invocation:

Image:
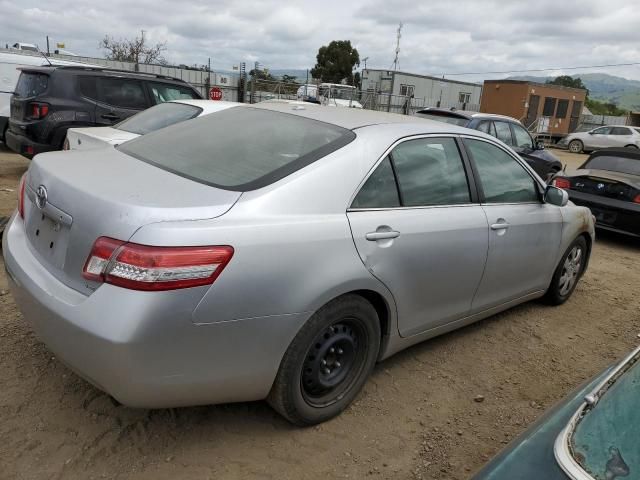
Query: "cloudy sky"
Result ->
[[2, 0, 640, 81]]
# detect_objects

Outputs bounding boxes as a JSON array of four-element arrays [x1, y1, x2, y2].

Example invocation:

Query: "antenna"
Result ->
[[392, 22, 403, 71], [362, 56, 369, 70], [38, 48, 52, 66]]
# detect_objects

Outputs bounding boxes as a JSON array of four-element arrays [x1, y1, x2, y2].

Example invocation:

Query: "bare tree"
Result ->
[[100, 32, 167, 65]]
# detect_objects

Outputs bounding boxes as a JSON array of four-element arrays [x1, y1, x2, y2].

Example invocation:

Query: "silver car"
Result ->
[[561, 125, 640, 153], [3, 103, 595, 425]]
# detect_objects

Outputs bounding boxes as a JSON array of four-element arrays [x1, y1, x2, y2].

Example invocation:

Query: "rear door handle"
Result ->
[[490, 222, 510, 230], [366, 230, 400, 241], [101, 113, 120, 120]]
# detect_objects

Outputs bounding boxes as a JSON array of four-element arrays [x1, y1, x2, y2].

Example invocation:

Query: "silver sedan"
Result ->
[[3, 103, 595, 425], [560, 125, 640, 153]]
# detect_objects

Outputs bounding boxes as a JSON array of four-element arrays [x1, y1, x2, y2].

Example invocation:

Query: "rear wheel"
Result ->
[[568, 140, 584, 154], [624, 144, 638, 149], [544, 236, 587, 305], [268, 294, 380, 426]]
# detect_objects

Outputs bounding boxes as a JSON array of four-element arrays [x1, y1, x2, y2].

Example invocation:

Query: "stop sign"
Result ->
[[209, 87, 223, 101]]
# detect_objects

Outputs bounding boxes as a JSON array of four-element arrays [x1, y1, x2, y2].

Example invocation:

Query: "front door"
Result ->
[[347, 137, 489, 337], [587, 126, 612, 149], [462, 138, 563, 312], [525, 95, 540, 127]]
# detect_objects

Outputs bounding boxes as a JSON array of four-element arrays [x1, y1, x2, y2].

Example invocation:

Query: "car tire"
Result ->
[[568, 140, 583, 154], [544, 236, 588, 305], [268, 294, 381, 426]]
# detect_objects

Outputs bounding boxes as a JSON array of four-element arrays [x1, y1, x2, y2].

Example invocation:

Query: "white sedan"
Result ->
[[64, 99, 240, 150]]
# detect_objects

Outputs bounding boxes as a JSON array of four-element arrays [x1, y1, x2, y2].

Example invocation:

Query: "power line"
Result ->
[[440, 61, 640, 77]]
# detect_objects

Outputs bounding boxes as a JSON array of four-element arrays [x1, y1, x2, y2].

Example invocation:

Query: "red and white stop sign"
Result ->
[[209, 87, 223, 101]]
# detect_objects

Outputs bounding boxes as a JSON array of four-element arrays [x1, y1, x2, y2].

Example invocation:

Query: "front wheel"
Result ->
[[544, 236, 587, 305], [268, 295, 380, 426], [624, 144, 639, 149], [568, 139, 584, 153]]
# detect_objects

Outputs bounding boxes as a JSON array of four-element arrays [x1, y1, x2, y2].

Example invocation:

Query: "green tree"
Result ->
[[311, 40, 360, 84], [585, 98, 627, 116], [546, 76, 589, 96], [281, 74, 298, 83]]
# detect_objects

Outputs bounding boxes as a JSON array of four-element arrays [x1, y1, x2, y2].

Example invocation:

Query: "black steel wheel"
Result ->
[[268, 294, 380, 426]]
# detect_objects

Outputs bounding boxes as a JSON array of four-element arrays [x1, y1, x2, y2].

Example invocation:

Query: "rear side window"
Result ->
[[149, 83, 200, 103], [116, 102, 202, 135], [118, 107, 355, 191], [14, 72, 48, 97], [610, 127, 632, 136], [494, 121, 514, 146], [477, 121, 497, 137], [99, 77, 147, 109], [78, 76, 99, 100], [465, 139, 539, 203], [391, 138, 471, 206], [351, 157, 400, 209]]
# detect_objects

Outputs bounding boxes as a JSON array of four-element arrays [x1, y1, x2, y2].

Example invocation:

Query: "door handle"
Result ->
[[101, 113, 120, 120], [490, 222, 510, 230], [366, 230, 400, 241]]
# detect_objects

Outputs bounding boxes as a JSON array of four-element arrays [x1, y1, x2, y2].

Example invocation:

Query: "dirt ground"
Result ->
[[1, 145, 639, 480]]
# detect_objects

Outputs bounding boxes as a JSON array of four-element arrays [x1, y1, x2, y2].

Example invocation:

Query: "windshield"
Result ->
[[14, 72, 48, 97], [116, 102, 202, 135], [569, 353, 640, 479], [414, 112, 469, 127], [118, 107, 355, 191], [582, 155, 640, 176]]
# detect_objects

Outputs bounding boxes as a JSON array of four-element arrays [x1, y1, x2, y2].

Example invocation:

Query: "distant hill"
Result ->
[[507, 73, 640, 111]]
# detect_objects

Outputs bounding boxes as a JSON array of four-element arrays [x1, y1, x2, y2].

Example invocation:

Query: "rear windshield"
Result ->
[[414, 112, 469, 127], [116, 102, 202, 135], [118, 107, 355, 191], [14, 72, 48, 97], [583, 155, 640, 176]]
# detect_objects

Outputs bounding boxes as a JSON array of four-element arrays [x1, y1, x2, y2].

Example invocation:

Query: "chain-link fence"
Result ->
[[359, 90, 480, 115]]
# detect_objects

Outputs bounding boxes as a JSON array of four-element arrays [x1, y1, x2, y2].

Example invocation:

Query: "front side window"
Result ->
[[494, 121, 514, 146], [391, 137, 471, 206], [511, 124, 534, 149], [458, 92, 471, 103], [99, 78, 147, 109], [351, 157, 400, 209], [116, 102, 202, 135], [543, 97, 557, 117], [149, 82, 200, 104], [556, 99, 569, 119], [592, 127, 611, 135], [465, 139, 539, 203], [119, 107, 354, 191], [477, 121, 497, 137]]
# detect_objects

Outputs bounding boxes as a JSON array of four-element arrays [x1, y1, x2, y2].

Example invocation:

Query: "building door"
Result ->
[[569, 101, 583, 133], [525, 95, 540, 127]]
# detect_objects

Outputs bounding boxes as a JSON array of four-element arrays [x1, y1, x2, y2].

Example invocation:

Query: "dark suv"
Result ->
[[6, 66, 202, 158], [415, 108, 563, 180]]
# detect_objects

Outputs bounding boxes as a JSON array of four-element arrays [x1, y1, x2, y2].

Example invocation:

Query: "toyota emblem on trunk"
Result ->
[[36, 185, 48, 210]]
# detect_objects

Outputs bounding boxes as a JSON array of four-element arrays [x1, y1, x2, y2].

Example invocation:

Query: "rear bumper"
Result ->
[[3, 213, 308, 408], [5, 129, 55, 158], [567, 189, 640, 237]]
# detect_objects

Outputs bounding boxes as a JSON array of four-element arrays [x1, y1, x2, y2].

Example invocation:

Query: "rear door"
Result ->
[[347, 136, 489, 337], [609, 126, 635, 147], [93, 76, 150, 125], [463, 137, 563, 312]]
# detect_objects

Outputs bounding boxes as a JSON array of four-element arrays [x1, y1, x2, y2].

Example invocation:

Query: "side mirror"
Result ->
[[536, 141, 545, 150], [544, 185, 569, 207]]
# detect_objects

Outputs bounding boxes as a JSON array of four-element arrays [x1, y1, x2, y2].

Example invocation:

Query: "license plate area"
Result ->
[[26, 212, 70, 269]]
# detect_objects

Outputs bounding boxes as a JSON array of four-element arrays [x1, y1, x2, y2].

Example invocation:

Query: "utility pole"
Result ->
[[250, 61, 259, 104], [392, 22, 402, 71], [205, 57, 211, 100], [46, 36, 50, 56], [362, 57, 369, 70]]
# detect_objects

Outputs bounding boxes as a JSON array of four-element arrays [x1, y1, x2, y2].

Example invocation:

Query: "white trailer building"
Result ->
[[360, 69, 482, 111]]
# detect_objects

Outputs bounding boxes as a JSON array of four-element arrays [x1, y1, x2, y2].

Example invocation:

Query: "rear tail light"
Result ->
[[552, 177, 571, 189], [634, 194, 640, 204], [62, 137, 70, 151], [29, 102, 49, 119], [18, 174, 26, 218], [83, 237, 234, 291]]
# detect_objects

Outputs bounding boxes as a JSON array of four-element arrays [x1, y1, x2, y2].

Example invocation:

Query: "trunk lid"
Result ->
[[66, 127, 139, 150], [569, 168, 640, 202], [24, 149, 241, 294]]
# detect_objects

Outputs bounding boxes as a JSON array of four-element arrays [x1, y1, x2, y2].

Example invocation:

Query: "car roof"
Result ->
[[16, 65, 190, 84], [416, 108, 522, 124], [168, 99, 245, 114], [253, 101, 467, 131]]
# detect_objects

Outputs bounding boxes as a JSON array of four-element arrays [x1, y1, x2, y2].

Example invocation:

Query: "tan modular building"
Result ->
[[480, 80, 587, 139]]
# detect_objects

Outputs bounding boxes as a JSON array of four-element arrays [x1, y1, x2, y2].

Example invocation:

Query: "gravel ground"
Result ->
[[1, 145, 639, 480]]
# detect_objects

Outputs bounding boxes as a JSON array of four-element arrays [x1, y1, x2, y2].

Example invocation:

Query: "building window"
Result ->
[[400, 84, 415, 97], [556, 99, 569, 119], [543, 97, 557, 117], [458, 92, 471, 103]]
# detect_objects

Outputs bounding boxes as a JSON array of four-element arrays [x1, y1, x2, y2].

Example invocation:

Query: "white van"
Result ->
[[0, 50, 96, 142]]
